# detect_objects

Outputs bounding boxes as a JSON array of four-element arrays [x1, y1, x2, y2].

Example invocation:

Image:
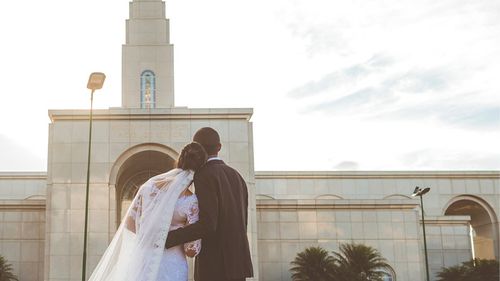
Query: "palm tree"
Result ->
[[290, 246, 336, 281], [332, 243, 391, 281], [437, 259, 499, 281], [0, 256, 18, 281]]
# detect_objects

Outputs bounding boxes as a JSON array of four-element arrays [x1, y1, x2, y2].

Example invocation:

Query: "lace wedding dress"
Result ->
[[155, 194, 201, 280], [88, 169, 201, 281]]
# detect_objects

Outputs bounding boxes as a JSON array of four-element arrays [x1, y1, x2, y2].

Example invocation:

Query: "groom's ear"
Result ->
[[216, 143, 222, 153]]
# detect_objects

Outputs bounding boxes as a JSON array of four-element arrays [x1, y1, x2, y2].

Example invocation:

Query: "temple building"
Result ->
[[0, 1, 498, 281]]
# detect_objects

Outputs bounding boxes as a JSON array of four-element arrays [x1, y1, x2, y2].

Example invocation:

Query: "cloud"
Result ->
[[334, 161, 359, 170], [296, 61, 500, 131], [382, 69, 448, 94], [400, 149, 500, 170], [374, 99, 500, 130], [288, 54, 393, 98], [300, 65, 451, 114], [308, 87, 395, 113], [445, 105, 500, 129], [286, 22, 349, 56]]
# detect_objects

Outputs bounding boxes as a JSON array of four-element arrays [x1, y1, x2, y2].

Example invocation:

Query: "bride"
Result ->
[[88, 142, 208, 281]]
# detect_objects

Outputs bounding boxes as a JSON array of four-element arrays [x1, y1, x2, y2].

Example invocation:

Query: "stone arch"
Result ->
[[443, 195, 499, 260], [256, 194, 275, 200], [108, 143, 179, 230], [383, 194, 412, 200], [315, 194, 344, 200]]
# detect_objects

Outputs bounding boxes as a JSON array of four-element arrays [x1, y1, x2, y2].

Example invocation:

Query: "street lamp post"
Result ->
[[82, 72, 106, 281], [412, 186, 431, 281]]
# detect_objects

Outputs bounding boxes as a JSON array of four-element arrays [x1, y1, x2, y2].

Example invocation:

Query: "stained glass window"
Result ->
[[141, 70, 156, 108]]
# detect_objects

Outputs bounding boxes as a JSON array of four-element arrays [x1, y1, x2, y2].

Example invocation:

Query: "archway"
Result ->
[[444, 196, 499, 260], [109, 144, 178, 228]]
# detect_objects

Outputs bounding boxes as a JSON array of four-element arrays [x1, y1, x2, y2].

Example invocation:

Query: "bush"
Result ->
[[436, 259, 499, 281]]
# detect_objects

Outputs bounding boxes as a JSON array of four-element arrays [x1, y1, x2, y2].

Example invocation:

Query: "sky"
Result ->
[[0, 0, 499, 171]]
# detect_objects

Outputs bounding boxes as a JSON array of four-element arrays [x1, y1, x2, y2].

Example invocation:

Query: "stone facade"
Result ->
[[43, 108, 258, 281], [0, 173, 46, 281], [254, 172, 500, 281], [0, 171, 498, 281]]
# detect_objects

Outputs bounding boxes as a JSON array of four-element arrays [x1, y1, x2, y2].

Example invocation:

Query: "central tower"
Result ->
[[122, 0, 175, 108]]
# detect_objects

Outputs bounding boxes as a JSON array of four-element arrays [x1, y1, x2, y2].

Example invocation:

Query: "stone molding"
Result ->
[[257, 199, 419, 210], [255, 171, 500, 179], [0, 199, 46, 210], [421, 215, 471, 225], [48, 108, 253, 122], [0, 172, 47, 179]]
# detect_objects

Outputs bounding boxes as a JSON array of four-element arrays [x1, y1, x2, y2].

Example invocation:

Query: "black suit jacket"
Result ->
[[165, 160, 253, 280]]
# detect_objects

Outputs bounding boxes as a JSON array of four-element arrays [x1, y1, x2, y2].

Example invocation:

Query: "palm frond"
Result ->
[[0, 256, 19, 281], [289, 246, 336, 281]]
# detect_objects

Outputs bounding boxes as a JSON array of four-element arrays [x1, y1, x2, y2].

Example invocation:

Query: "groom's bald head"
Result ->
[[193, 127, 221, 156]]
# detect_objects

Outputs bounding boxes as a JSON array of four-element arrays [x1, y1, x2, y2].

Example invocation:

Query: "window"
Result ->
[[140, 70, 156, 108], [383, 274, 394, 281], [382, 268, 396, 281]]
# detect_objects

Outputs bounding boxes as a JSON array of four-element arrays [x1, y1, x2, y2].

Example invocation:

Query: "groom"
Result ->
[[165, 127, 253, 281]]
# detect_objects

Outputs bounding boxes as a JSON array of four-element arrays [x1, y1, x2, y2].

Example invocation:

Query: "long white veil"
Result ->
[[88, 168, 194, 281]]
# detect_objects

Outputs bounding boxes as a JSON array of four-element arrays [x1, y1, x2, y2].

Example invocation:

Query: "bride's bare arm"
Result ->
[[125, 194, 142, 233], [125, 215, 136, 233]]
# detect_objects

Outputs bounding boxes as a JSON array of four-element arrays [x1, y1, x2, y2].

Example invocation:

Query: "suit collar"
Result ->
[[205, 159, 224, 166]]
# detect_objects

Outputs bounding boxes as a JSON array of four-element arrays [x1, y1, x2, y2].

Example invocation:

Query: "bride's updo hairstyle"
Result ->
[[176, 142, 208, 172]]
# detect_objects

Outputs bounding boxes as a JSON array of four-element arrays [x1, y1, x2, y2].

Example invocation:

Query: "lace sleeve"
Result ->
[[183, 196, 201, 257]]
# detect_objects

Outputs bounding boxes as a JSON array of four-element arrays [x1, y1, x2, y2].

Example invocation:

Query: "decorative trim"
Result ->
[[255, 171, 500, 179], [422, 217, 471, 225], [0, 200, 46, 211], [257, 199, 418, 210], [0, 172, 47, 180], [49, 108, 253, 122]]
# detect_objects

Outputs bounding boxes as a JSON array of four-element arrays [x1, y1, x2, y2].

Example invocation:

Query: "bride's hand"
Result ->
[[184, 247, 197, 258]]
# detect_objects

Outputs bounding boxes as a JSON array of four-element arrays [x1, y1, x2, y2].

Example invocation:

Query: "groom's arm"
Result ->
[[165, 171, 218, 248]]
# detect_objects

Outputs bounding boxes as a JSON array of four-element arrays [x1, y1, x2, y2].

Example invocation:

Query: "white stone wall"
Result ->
[[45, 108, 259, 281], [0, 173, 46, 281], [425, 220, 473, 276], [0, 165, 497, 281], [255, 172, 499, 281], [257, 199, 424, 281]]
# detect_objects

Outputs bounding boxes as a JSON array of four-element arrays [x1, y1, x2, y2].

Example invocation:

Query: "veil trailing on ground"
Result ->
[[88, 168, 194, 281]]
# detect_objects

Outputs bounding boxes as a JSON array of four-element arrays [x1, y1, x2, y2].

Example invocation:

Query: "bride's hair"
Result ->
[[176, 142, 208, 171]]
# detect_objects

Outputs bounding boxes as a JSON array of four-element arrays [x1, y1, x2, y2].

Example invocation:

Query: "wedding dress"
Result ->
[[88, 168, 201, 281]]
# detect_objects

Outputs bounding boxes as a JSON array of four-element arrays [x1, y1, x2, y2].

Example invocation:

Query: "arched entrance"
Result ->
[[444, 196, 499, 260], [109, 143, 178, 228]]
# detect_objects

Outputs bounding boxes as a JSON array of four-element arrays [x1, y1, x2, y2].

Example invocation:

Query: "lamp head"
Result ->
[[87, 72, 106, 91], [421, 187, 431, 195], [412, 186, 430, 197], [412, 186, 420, 196]]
